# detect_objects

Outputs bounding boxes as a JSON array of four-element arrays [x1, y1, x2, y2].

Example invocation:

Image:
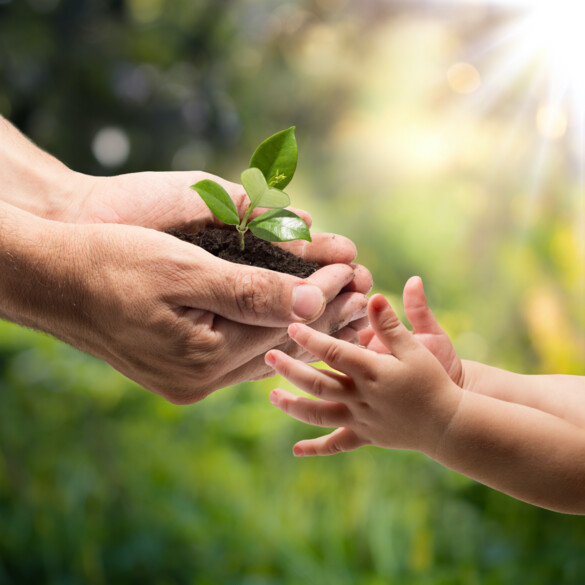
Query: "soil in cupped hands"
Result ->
[[167, 226, 320, 278]]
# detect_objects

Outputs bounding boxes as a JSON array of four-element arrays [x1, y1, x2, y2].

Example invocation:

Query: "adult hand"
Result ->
[[1, 118, 372, 400], [71, 169, 373, 365], [2, 207, 368, 404], [70, 170, 370, 292]]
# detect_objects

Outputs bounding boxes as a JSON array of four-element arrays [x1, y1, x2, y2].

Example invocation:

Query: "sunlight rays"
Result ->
[[435, 0, 585, 302]]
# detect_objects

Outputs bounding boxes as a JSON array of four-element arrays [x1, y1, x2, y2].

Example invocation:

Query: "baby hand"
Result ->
[[360, 277, 464, 386], [265, 294, 462, 457]]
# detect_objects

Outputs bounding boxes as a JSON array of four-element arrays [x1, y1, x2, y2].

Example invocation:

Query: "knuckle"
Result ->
[[162, 381, 214, 405], [327, 440, 344, 455], [234, 270, 277, 319], [381, 312, 402, 334], [323, 343, 342, 367], [311, 376, 327, 398], [307, 410, 324, 427], [191, 355, 223, 386], [174, 328, 223, 364]]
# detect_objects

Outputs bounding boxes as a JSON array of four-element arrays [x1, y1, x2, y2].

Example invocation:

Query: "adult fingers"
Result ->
[[403, 276, 444, 335], [277, 233, 357, 266], [208, 296, 368, 386], [175, 249, 356, 327], [341, 264, 373, 294], [293, 427, 364, 457], [368, 294, 419, 357], [310, 290, 368, 334], [269, 388, 350, 427], [217, 321, 363, 384], [304, 264, 357, 304]]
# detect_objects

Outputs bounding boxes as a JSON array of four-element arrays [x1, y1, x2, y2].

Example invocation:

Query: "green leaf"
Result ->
[[190, 180, 240, 225], [241, 167, 268, 210], [249, 127, 297, 190], [248, 209, 311, 243], [241, 167, 290, 209], [257, 187, 290, 209]]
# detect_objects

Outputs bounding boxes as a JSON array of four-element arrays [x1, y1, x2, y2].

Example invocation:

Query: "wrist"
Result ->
[[0, 117, 90, 222], [421, 381, 465, 459], [0, 202, 85, 335]]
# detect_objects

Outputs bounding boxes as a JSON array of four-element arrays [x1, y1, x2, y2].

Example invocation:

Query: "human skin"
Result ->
[[265, 278, 585, 514], [0, 117, 372, 403]]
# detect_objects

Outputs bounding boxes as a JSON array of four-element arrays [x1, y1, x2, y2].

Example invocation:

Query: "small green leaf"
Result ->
[[190, 180, 240, 225], [257, 187, 290, 209], [241, 167, 268, 210], [249, 127, 297, 190], [248, 209, 311, 243], [241, 167, 290, 209]]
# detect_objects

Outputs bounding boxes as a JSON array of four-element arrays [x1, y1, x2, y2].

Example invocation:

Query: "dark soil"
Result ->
[[167, 226, 320, 278]]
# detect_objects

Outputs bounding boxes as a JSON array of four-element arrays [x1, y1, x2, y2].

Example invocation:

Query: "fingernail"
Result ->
[[265, 352, 276, 367], [269, 390, 279, 405], [292, 285, 324, 321], [293, 445, 305, 457]]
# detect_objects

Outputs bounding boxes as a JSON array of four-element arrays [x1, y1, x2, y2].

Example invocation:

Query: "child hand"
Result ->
[[360, 277, 464, 386], [265, 294, 462, 457]]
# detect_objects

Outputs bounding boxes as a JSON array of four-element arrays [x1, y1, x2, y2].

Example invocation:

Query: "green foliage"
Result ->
[[249, 209, 311, 243], [249, 126, 298, 189], [1, 2, 584, 584], [190, 179, 240, 226], [241, 167, 290, 209], [191, 127, 310, 250]]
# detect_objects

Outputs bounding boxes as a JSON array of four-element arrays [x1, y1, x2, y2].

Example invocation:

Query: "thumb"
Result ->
[[183, 252, 329, 327], [403, 276, 444, 335], [368, 294, 418, 356]]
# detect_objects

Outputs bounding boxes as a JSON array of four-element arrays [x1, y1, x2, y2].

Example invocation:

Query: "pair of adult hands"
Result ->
[[42, 169, 372, 404]]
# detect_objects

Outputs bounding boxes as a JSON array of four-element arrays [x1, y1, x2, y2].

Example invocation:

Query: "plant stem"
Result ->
[[237, 226, 246, 251], [238, 207, 254, 252]]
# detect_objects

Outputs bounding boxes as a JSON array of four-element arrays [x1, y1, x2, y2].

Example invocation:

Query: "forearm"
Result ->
[[433, 390, 585, 514], [0, 116, 87, 221], [463, 360, 585, 427], [0, 200, 85, 340]]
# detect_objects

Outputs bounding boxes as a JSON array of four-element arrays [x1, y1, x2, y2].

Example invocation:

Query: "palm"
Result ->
[[412, 330, 463, 385]]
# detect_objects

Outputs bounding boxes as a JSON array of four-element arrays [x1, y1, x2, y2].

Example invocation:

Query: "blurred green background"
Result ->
[[1, 1, 585, 583]]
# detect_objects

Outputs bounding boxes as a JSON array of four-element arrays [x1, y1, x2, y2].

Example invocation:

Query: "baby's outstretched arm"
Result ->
[[395, 277, 585, 428], [265, 294, 585, 514]]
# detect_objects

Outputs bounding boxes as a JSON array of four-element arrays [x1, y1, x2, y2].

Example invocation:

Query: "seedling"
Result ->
[[190, 127, 311, 251]]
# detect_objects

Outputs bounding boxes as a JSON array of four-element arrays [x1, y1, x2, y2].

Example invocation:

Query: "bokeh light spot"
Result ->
[[536, 102, 568, 140], [128, 0, 164, 24], [447, 62, 481, 94], [92, 127, 130, 168]]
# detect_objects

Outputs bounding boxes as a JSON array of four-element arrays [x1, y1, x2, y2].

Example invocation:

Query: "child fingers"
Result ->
[[265, 350, 350, 401], [269, 389, 350, 427], [359, 327, 392, 354], [368, 294, 419, 358], [287, 323, 373, 376], [358, 326, 375, 347], [293, 427, 364, 457], [403, 276, 444, 335]]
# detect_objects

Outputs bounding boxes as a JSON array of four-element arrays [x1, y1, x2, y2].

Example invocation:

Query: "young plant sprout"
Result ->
[[190, 127, 311, 251]]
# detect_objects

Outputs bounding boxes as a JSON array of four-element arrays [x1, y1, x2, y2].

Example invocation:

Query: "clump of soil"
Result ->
[[167, 226, 320, 278]]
